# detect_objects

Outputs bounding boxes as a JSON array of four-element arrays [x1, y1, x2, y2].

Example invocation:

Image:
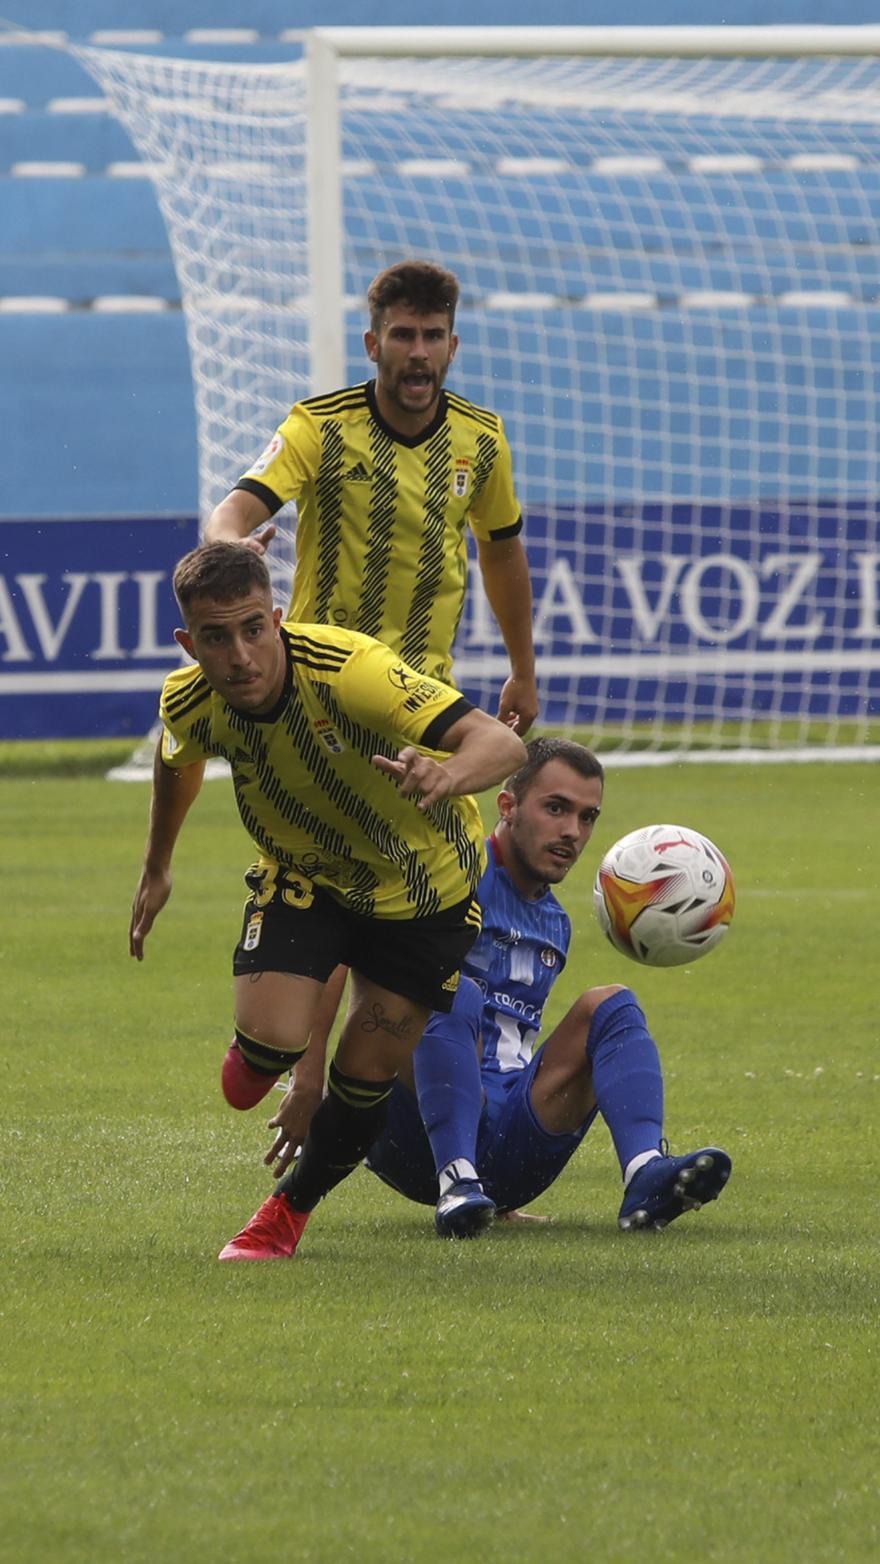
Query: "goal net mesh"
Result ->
[[75, 43, 880, 759]]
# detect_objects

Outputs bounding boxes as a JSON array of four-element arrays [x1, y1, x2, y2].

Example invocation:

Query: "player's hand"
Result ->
[[240, 523, 277, 557], [264, 1081, 322, 1175], [372, 746, 453, 810], [129, 867, 172, 960], [496, 673, 539, 737]]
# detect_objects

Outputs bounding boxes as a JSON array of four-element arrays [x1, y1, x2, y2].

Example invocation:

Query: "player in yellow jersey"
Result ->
[[205, 258, 538, 735], [128, 542, 525, 1261]]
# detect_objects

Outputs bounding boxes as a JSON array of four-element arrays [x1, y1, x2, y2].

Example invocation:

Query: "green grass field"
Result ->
[[2, 752, 877, 1562]]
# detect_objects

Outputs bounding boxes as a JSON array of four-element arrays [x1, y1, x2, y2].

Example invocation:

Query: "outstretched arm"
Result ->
[[476, 534, 538, 735], [129, 742, 205, 959], [204, 488, 277, 556], [373, 707, 526, 810]]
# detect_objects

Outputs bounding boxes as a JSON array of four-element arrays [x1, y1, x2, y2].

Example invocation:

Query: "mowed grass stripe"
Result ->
[[1, 760, 877, 1563]]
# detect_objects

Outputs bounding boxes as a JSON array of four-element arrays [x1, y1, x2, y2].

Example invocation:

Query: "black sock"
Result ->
[[275, 1059, 396, 1213], [235, 1027, 305, 1076]]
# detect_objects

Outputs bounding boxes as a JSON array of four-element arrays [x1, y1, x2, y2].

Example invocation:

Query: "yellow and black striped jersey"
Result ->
[[234, 380, 521, 684], [159, 622, 486, 920]]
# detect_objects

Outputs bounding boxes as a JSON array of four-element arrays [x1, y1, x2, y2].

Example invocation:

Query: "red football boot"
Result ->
[[218, 1195, 310, 1261]]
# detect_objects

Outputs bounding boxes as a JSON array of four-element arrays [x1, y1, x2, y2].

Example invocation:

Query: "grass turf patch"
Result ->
[[1, 763, 878, 1562], [0, 739, 137, 778]]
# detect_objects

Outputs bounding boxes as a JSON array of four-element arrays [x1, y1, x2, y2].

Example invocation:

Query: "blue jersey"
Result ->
[[463, 835, 571, 1074]]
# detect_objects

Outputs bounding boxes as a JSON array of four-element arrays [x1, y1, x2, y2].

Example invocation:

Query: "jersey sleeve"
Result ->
[[233, 402, 322, 513], [334, 637, 473, 752], [466, 417, 522, 543], [158, 666, 214, 768]]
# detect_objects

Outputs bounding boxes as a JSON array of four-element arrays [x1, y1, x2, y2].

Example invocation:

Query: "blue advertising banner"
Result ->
[[454, 502, 880, 728], [0, 516, 198, 740], [2, 505, 878, 740]]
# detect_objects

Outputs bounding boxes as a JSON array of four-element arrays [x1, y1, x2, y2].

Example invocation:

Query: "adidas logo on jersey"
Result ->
[[342, 461, 370, 482]]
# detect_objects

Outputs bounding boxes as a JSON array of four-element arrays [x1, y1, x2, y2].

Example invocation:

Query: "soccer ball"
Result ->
[[593, 823, 735, 968]]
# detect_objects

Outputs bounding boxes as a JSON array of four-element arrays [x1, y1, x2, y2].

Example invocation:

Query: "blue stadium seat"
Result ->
[[0, 312, 197, 515], [1, 110, 137, 170], [5, 11, 880, 527], [0, 176, 177, 298], [0, 47, 97, 108]]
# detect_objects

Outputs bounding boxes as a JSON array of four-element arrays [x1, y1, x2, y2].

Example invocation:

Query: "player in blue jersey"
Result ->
[[365, 736, 732, 1236]]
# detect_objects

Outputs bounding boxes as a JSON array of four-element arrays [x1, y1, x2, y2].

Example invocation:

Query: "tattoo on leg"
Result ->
[[360, 1003, 413, 1040]]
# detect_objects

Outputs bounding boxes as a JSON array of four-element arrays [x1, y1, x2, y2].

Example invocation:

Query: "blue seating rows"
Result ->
[[4, 22, 880, 517]]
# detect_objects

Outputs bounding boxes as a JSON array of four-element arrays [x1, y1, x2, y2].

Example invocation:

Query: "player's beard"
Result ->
[[507, 829, 577, 894], [383, 357, 450, 417]]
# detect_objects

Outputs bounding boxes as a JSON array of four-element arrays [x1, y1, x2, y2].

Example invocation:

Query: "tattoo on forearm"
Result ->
[[360, 1003, 413, 1039]]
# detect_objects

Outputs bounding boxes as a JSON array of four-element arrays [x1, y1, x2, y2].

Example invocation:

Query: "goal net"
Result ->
[[73, 29, 880, 764]]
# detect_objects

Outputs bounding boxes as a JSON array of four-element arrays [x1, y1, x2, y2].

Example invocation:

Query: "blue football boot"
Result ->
[[435, 1179, 496, 1239], [618, 1147, 732, 1232]]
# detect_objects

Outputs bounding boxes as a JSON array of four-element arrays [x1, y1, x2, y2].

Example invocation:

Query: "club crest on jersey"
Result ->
[[248, 432, 284, 475], [313, 718, 344, 753], [540, 947, 559, 968], [453, 459, 470, 497], [243, 910, 264, 951]]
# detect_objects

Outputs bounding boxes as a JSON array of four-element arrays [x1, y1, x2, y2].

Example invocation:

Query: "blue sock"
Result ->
[[586, 988, 664, 1178], [413, 977, 484, 1176]]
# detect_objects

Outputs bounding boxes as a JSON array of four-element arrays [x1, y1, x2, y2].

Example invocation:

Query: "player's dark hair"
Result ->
[[367, 259, 460, 331], [505, 737, 605, 801], [173, 542, 271, 613]]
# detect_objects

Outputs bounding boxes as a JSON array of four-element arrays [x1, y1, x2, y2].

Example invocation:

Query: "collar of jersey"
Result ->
[[366, 379, 449, 447]]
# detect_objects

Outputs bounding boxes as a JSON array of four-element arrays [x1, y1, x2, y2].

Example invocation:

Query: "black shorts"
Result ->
[[232, 863, 481, 1013]]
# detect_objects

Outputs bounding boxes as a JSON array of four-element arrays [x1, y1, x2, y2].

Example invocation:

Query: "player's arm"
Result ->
[[129, 742, 206, 960], [206, 406, 316, 556], [476, 532, 538, 735], [203, 488, 277, 555], [374, 707, 525, 810]]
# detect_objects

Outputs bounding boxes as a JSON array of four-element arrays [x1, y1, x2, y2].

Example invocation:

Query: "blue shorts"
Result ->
[[366, 1050, 597, 1214]]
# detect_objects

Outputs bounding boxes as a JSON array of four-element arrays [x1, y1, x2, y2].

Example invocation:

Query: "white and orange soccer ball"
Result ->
[[593, 824, 735, 968]]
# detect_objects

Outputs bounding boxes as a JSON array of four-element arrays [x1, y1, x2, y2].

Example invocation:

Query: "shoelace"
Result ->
[[238, 1199, 292, 1246]]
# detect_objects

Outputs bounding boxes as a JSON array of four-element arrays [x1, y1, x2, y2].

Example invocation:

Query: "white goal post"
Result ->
[[67, 25, 880, 764]]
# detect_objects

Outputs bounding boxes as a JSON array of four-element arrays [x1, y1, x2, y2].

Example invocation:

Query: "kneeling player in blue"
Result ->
[[365, 737, 732, 1236]]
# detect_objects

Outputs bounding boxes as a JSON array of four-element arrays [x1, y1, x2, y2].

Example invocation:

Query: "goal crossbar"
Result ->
[[315, 25, 880, 59]]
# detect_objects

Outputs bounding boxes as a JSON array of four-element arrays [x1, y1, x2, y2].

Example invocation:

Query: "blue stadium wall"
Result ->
[[2, 4, 876, 738]]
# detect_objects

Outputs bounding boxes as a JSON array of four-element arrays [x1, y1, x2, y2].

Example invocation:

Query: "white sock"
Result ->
[[438, 1159, 479, 1196], [623, 1149, 662, 1189]]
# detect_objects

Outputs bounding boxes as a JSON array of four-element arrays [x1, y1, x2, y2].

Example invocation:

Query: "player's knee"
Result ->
[[573, 984, 629, 1030]]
